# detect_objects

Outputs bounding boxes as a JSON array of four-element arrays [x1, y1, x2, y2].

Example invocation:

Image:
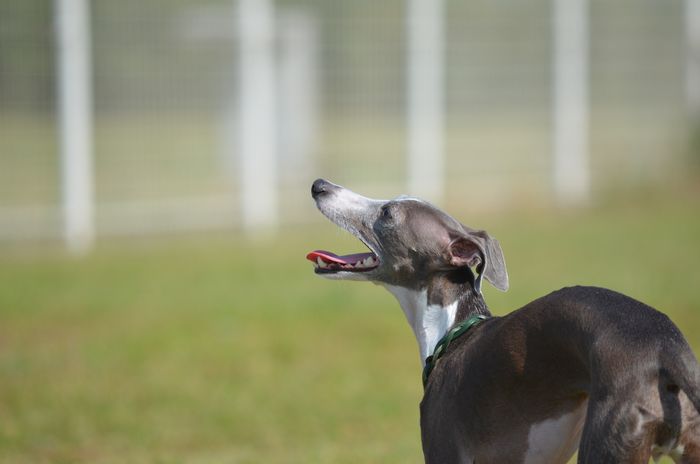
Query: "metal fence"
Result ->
[[0, 0, 695, 250]]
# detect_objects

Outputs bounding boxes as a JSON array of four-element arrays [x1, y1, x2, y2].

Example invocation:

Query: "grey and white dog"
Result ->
[[307, 178, 700, 464]]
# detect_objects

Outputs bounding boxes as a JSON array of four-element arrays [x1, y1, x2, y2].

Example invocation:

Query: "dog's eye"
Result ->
[[380, 206, 392, 220]]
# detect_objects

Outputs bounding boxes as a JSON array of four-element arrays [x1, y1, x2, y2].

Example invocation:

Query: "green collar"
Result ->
[[422, 314, 489, 388]]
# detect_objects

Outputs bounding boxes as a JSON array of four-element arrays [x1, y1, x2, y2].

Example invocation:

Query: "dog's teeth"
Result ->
[[317, 257, 327, 268], [365, 256, 375, 266]]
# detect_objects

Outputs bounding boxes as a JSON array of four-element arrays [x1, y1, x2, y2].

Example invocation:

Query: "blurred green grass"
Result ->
[[0, 187, 699, 463]]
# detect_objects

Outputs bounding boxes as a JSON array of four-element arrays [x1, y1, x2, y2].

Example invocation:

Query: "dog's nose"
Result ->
[[311, 178, 330, 198]]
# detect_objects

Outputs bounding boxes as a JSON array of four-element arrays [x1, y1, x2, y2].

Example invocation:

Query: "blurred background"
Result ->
[[0, 0, 699, 462]]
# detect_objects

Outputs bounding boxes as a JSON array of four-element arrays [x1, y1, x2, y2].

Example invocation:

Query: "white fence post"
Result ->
[[552, 0, 590, 205], [278, 9, 318, 184], [406, 0, 445, 203], [238, 0, 278, 232], [55, 0, 95, 253], [686, 0, 700, 117]]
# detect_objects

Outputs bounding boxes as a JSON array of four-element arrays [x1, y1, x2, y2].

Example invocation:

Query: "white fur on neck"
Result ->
[[382, 284, 459, 365]]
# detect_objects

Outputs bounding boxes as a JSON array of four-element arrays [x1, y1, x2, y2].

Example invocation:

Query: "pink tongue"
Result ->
[[306, 250, 374, 265]]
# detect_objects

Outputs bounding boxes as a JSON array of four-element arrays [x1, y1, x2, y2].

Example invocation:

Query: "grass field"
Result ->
[[1, 185, 699, 463]]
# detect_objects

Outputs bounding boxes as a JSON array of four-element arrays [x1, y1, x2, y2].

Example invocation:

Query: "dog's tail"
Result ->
[[662, 341, 700, 415]]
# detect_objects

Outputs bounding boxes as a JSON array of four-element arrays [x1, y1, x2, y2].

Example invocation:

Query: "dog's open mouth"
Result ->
[[306, 250, 380, 273]]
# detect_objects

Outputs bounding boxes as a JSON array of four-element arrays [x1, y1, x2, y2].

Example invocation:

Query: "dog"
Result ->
[[307, 178, 700, 463]]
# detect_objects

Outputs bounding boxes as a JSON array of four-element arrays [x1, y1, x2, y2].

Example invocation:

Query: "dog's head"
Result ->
[[307, 179, 508, 293]]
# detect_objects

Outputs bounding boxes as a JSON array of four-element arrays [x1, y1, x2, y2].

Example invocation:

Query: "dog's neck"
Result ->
[[383, 271, 490, 365]]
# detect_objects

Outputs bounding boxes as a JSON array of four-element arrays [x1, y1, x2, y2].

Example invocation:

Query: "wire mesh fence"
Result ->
[[0, 0, 694, 246]]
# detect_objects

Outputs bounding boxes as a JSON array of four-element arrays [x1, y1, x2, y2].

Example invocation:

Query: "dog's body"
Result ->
[[307, 179, 700, 463], [420, 286, 700, 464]]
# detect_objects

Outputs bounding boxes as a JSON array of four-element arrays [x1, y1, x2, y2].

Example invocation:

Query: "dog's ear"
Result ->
[[448, 227, 509, 293]]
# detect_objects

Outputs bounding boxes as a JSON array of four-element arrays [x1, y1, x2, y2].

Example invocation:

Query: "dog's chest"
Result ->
[[522, 401, 588, 464]]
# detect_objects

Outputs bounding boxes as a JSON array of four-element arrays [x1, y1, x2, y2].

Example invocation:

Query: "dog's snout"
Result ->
[[311, 178, 330, 198]]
